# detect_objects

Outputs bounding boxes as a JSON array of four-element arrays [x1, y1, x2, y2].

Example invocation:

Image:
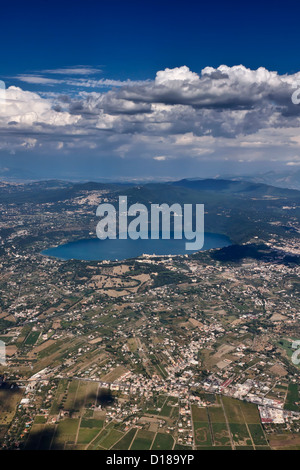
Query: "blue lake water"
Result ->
[[42, 233, 231, 261]]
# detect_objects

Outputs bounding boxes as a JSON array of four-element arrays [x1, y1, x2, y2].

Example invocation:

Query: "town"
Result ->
[[0, 180, 299, 450]]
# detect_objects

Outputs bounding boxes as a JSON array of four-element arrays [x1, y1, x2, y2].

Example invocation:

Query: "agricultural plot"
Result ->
[[268, 433, 300, 450], [207, 405, 226, 423], [191, 405, 208, 422], [87, 428, 109, 450], [284, 384, 300, 412], [98, 429, 124, 449], [34, 415, 47, 424], [25, 424, 56, 450], [25, 424, 47, 450], [190, 397, 270, 450], [81, 419, 103, 428], [49, 379, 69, 415], [0, 387, 23, 425], [0, 426, 8, 447], [24, 330, 40, 346], [25, 394, 271, 451], [174, 444, 193, 450], [159, 396, 178, 418], [112, 428, 137, 450], [193, 422, 212, 446], [211, 423, 231, 446], [196, 445, 232, 450], [83, 409, 94, 418], [220, 397, 267, 448], [100, 365, 128, 382], [239, 400, 261, 424], [71, 381, 90, 410], [229, 423, 252, 447], [221, 396, 245, 424], [77, 427, 100, 445], [59, 379, 78, 412], [26, 420, 80, 451], [60, 379, 97, 414], [151, 432, 174, 450], [248, 424, 268, 446], [130, 430, 155, 450], [51, 418, 80, 449], [77, 419, 104, 445], [84, 382, 99, 408]]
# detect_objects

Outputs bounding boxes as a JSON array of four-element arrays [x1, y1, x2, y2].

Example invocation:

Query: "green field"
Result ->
[[80, 419, 103, 428], [239, 400, 261, 424], [222, 396, 245, 423], [62, 380, 78, 411], [24, 330, 40, 346], [151, 432, 174, 450], [248, 424, 268, 446], [87, 428, 109, 450], [229, 423, 252, 446], [0, 388, 24, 425], [191, 405, 208, 422], [49, 379, 69, 415], [212, 423, 231, 446], [208, 406, 226, 423], [130, 430, 155, 450], [159, 397, 178, 418], [284, 383, 300, 412], [99, 429, 124, 449], [193, 422, 212, 446], [112, 428, 137, 450], [174, 444, 193, 450], [77, 427, 100, 445], [34, 415, 47, 424], [196, 445, 232, 450], [52, 418, 80, 449]]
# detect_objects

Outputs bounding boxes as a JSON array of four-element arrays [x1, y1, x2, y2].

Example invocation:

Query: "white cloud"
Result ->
[[2, 65, 300, 164], [1, 86, 79, 127], [42, 66, 101, 75], [15, 75, 63, 85], [155, 66, 200, 85], [154, 155, 167, 161]]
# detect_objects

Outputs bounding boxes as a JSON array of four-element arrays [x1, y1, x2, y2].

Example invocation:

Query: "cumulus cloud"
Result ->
[[2, 65, 300, 163], [155, 65, 200, 84]]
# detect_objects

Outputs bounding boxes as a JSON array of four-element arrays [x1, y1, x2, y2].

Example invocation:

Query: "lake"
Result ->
[[42, 232, 231, 261]]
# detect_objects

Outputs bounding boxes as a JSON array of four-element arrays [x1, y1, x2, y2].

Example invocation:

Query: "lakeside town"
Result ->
[[0, 180, 299, 450]]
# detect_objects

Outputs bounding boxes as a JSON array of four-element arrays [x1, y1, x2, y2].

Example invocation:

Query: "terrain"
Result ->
[[0, 178, 299, 450]]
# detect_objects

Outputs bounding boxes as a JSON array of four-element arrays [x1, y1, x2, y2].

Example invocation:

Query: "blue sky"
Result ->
[[2, 0, 300, 79], [1, 0, 300, 180]]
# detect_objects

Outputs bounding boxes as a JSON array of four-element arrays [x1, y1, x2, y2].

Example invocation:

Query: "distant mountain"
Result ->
[[250, 170, 300, 191], [171, 178, 300, 197], [1, 177, 299, 205], [211, 170, 300, 191], [0, 180, 134, 204]]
